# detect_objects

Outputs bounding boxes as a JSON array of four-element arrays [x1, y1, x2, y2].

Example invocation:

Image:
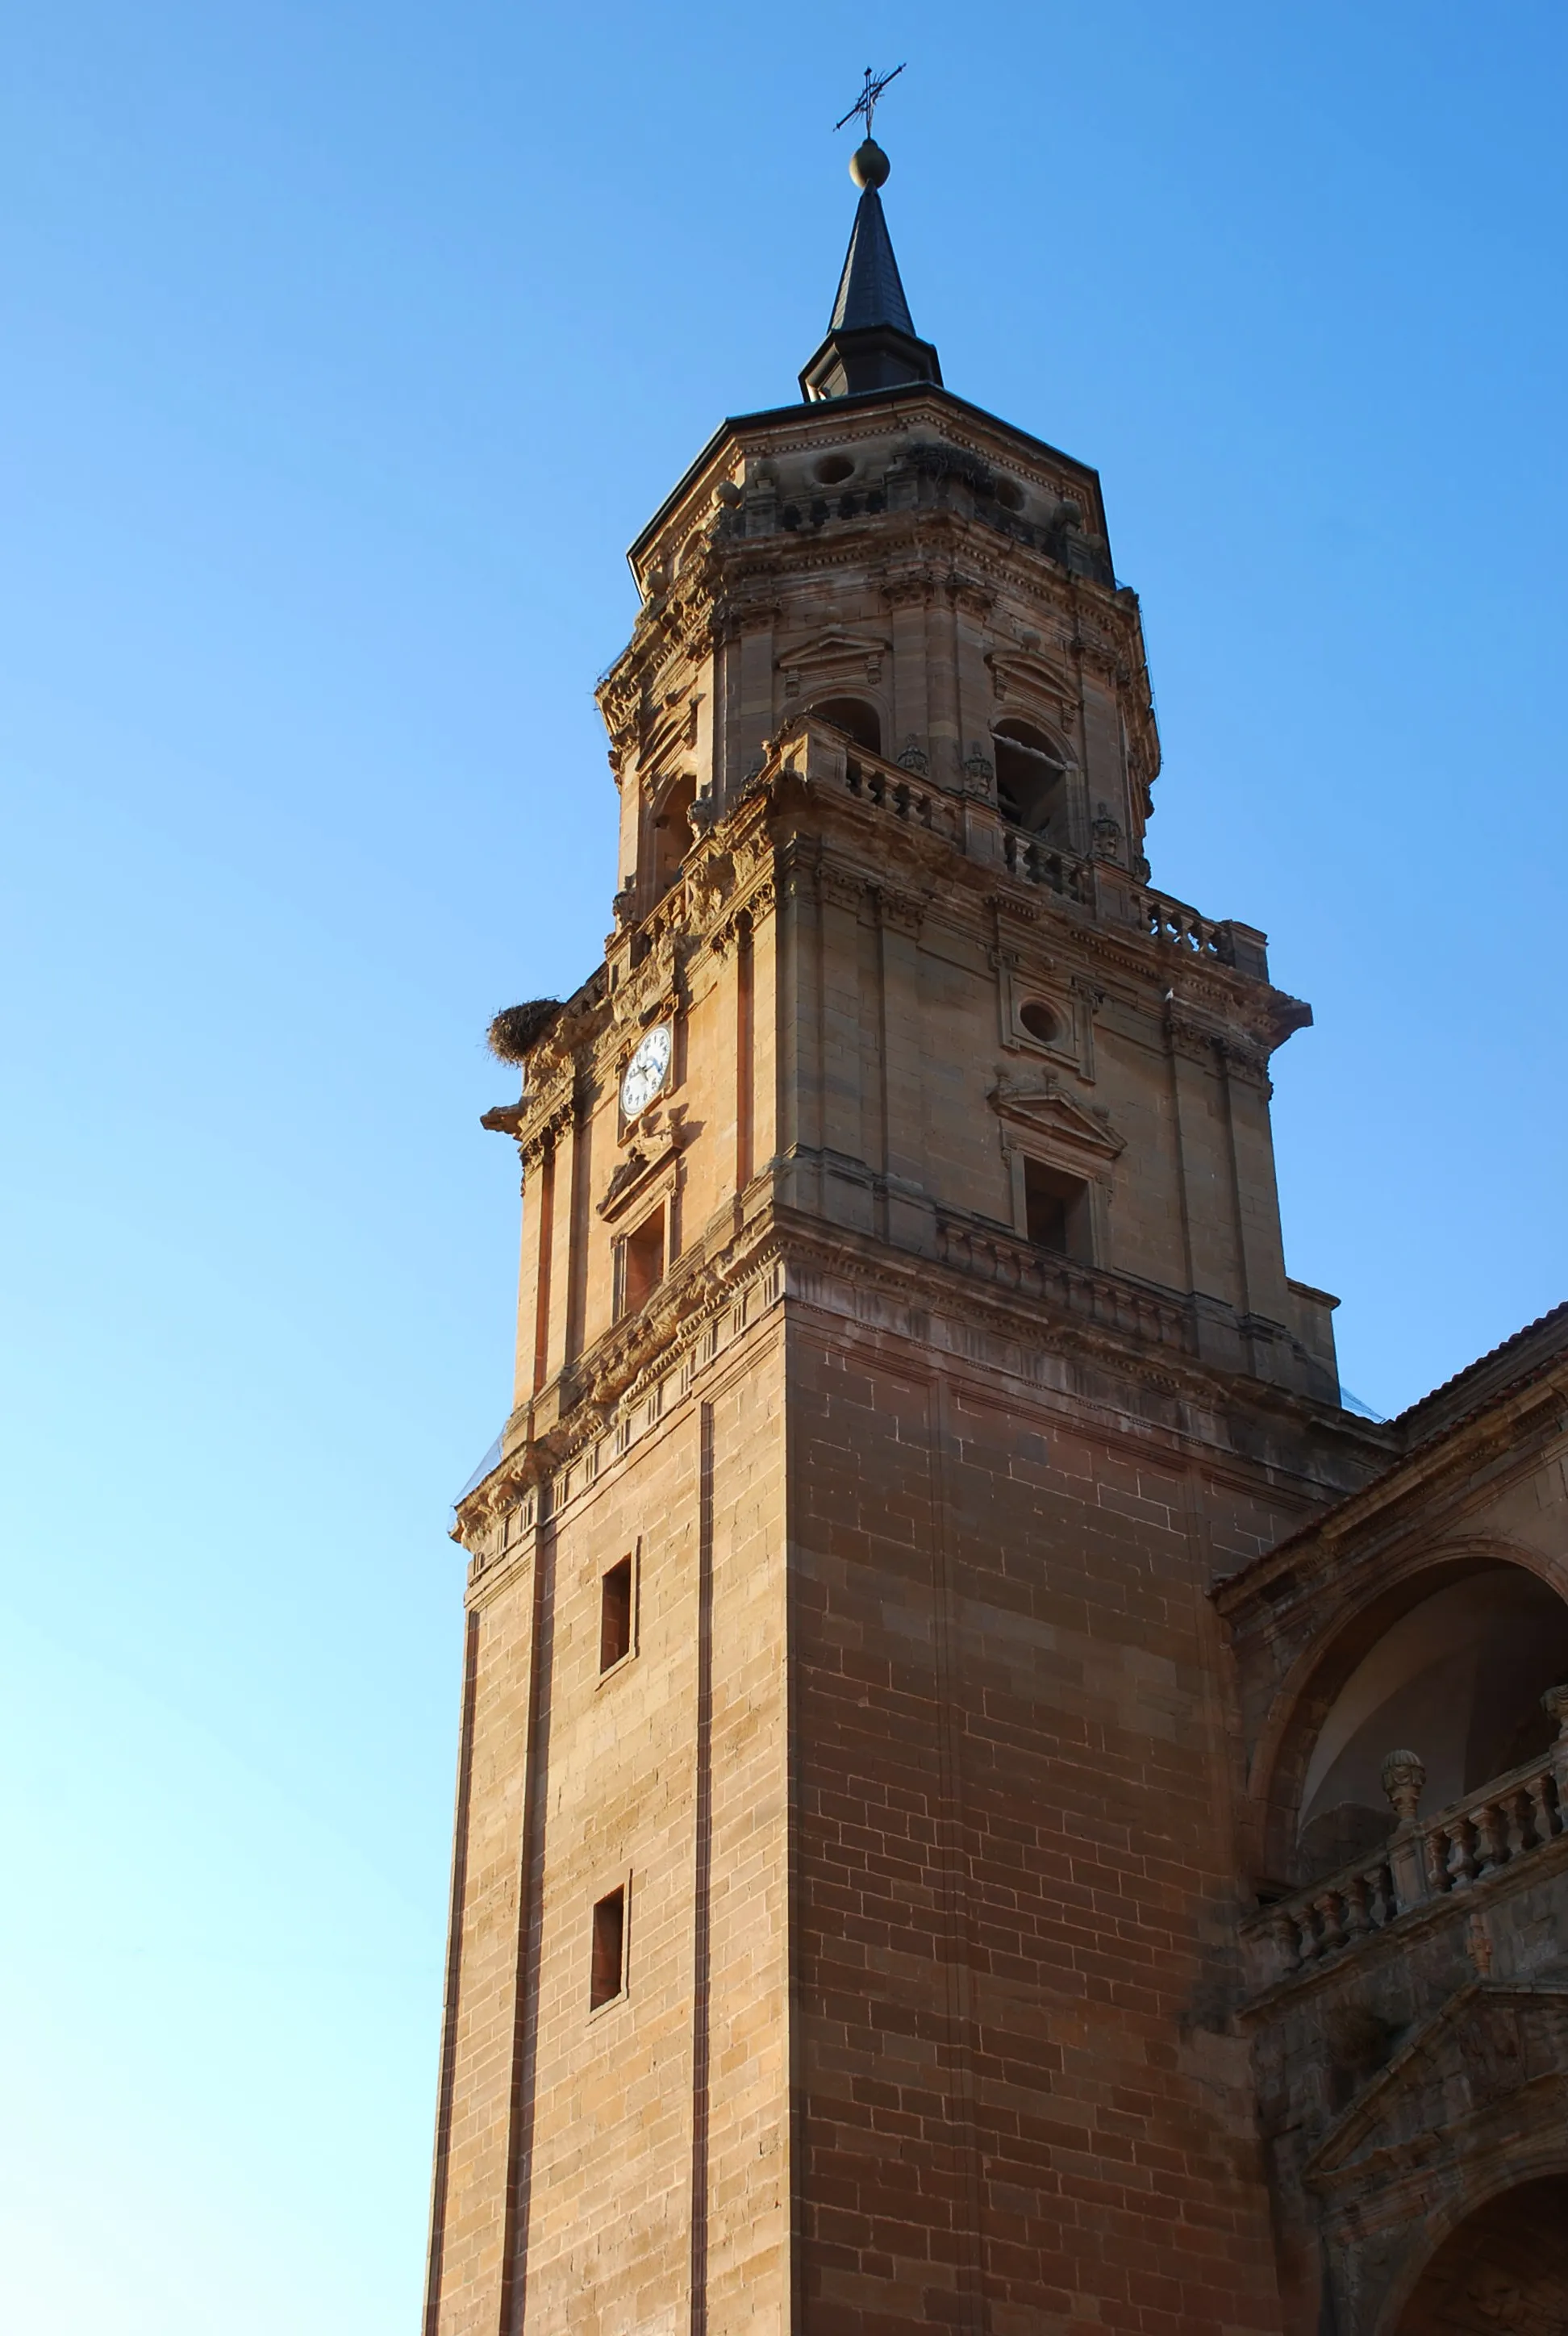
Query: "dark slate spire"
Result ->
[[828, 186, 916, 336], [799, 139, 943, 403]]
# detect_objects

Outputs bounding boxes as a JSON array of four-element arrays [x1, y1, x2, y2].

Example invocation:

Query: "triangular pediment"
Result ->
[[1306, 1981, 1568, 2189], [597, 1137, 680, 1224], [780, 630, 890, 683], [986, 646, 1077, 715], [990, 1075, 1124, 1159]]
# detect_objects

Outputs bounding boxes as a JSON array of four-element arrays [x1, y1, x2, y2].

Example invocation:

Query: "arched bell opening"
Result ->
[[648, 773, 698, 902], [809, 696, 883, 757], [993, 718, 1070, 841], [1282, 1563, 1568, 1890], [1394, 2173, 1568, 2334]]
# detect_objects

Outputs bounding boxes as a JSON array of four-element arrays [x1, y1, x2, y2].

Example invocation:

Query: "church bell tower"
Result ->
[[427, 119, 1380, 2336]]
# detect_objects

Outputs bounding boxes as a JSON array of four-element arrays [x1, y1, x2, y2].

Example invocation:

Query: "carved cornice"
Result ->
[[454, 1179, 1353, 1554], [507, 1082, 575, 1163], [1218, 1035, 1275, 1090], [1167, 1009, 1225, 1065], [948, 574, 996, 619], [815, 860, 865, 912], [878, 565, 938, 609]]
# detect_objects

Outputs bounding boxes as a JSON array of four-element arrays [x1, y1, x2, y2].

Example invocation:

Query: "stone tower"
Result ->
[[427, 135, 1394, 2334]]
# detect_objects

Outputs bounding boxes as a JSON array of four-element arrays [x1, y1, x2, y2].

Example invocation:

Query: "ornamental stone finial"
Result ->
[[1380, 1750, 1426, 1826], [1541, 1683, 1568, 1737]]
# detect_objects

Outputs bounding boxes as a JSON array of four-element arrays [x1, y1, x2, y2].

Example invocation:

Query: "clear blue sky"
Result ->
[[3, 4, 1565, 2328]]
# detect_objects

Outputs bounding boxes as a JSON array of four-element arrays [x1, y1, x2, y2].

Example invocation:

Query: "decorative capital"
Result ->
[[1218, 1035, 1274, 1090], [873, 883, 924, 936], [819, 861, 868, 912]]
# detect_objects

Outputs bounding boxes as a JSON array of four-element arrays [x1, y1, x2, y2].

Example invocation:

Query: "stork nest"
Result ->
[[486, 999, 562, 1064]]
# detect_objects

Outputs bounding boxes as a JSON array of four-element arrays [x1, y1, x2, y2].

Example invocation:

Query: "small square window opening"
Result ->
[[590, 1886, 626, 2010], [600, 1556, 634, 1672]]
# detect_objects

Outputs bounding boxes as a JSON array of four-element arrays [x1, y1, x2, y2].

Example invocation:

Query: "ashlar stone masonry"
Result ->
[[427, 136, 1568, 2336]]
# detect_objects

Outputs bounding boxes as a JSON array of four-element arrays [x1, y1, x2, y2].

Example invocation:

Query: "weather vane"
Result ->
[[834, 62, 905, 139]]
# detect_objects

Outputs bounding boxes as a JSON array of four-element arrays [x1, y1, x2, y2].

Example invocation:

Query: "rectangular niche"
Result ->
[[590, 1884, 627, 2012]]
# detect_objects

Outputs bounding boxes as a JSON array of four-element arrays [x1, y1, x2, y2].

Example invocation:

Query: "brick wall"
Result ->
[[787, 1314, 1293, 2336]]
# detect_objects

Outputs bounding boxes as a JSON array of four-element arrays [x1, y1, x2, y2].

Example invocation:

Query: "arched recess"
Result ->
[[809, 695, 882, 757], [1382, 2168, 1568, 2334], [648, 772, 697, 901], [992, 717, 1071, 840], [1248, 1544, 1568, 1889]]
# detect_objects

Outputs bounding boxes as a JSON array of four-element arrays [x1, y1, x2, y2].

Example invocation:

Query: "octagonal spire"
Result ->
[[799, 136, 942, 402]]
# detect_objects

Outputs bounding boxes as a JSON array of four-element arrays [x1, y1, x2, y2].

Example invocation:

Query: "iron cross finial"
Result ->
[[833, 62, 905, 139]]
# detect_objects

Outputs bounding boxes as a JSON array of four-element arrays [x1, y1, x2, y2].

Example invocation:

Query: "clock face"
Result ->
[[619, 1024, 672, 1120]]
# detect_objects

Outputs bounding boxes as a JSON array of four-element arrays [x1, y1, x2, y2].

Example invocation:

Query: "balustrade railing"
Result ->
[[841, 754, 949, 834], [1130, 885, 1236, 963], [1244, 1720, 1568, 1992], [1422, 1761, 1564, 1894], [777, 716, 1263, 970], [1000, 827, 1095, 902], [934, 1213, 1197, 1357]]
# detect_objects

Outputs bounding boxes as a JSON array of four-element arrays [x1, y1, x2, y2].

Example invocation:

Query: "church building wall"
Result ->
[[1216, 1338, 1568, 2336], [430, 1316, 794, 2336], [782, 1297, 1325, 2333]]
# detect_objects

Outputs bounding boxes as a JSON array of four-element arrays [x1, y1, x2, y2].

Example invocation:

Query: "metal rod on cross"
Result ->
[[833, 62, 905, 139]]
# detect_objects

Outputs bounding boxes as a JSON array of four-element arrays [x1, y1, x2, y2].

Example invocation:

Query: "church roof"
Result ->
[[1211, 1299, 1568, 1607], [1388, 1298, 1568, 1444]]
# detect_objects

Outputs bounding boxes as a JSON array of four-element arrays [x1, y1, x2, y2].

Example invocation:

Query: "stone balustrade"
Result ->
[[777, 715, 1268, 979], [933, 1212, 1198, 1356], [840, 753, 953, 837], [1128, 884, 1236, 963], [1001, 828, 1095, 902], [1243, 1692, 1568, 1994]]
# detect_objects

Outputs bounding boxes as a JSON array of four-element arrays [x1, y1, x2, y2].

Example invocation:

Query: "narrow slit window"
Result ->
[[600, 1556, 634, 1672], [590, 1886, 626, 2010]]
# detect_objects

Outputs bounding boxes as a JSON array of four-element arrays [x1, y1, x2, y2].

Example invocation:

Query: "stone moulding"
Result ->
[[1281, 1979, 1568, 2335], [597, 1137, 684, 1224], [989, 1074, 1125, 1161], [452, 1185, 1365, 1562], [1304, 1978, 1568, 2202], [451, 1224, 786, 1545]]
